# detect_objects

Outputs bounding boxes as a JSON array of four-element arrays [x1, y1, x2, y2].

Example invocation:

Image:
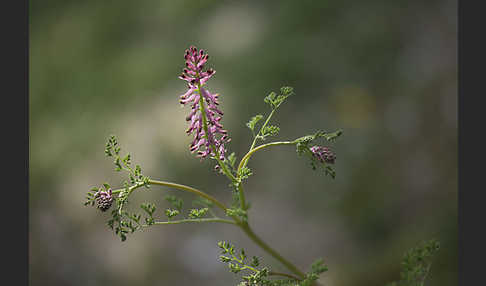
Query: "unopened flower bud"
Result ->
[[310, 146, 336, 164], [95, 188, 113, 212]]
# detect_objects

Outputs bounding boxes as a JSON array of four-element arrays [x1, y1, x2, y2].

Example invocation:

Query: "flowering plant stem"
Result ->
[[86, 47, 339, 285], [182, 53, 309, 280], [85, 46, 440, 286], [112, 176, 309, 280]]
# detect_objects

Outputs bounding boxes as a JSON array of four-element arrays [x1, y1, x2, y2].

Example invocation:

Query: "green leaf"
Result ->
[[264, 86, 294, 110], [122, 153, 131, 166], [310, 258, 328, 274], [218, 241, 228, 252], [226, 207, 248, 222], [188, 208, 209, 219], [165, 209, 180, 219], [145, 217, 154, 225], [324, 166, 336, 179], [239, 249, 246, 261], [250, 256, 260, 267], [280, 86, 294, 96], [295, 130, 343, 148], [135, 165, 142, 176], [387, 239, 440, 286], [319, 129, 343, 142], [238, 167, 253, 180], [261, 125, 280, 139], [264, 91, 276, 106], [246, 114, 264, 131], [220, 255, 231, 263], [140, 203, 156, 216]]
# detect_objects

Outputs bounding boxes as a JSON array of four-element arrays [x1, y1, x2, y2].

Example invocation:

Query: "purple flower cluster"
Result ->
[[310, 146, 336, 164], [95, 188, 113, 212], [179, 46, 230, 160]]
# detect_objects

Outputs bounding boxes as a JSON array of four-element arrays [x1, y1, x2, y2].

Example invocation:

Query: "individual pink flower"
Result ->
[[179, 46, 230, 160]]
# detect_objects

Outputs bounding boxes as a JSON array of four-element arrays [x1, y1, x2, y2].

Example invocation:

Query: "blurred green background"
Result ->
[[29, 0, 457, 285]]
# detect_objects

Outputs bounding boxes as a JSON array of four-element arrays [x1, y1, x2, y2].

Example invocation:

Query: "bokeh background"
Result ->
[[29, 0, 457, 285]]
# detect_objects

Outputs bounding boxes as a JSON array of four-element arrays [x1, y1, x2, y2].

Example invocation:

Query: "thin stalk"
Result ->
[[145, 218, 236, 226], [237, 184, 247, 211], [111, 180, 228, 212], [148, 179, 228, 212], [236, 109, 279, 210], [237, 141, 296, 173], [111, 182, 145, 196], [243, 109, 277, 170], [234, 139, 309, 279], [113, 180, 311, 282], [239, 223, 306, 279], [236, 128, 294, 210]]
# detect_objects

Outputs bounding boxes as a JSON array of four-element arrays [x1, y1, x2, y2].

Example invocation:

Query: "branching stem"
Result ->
[[109, 139, 311, 281], [112, 179, 307, 279], [150, 179, 230, 212], [244, 109, 277, 169], [111, 180, 229, 213], [237, 141, 297, 173], [235, 109, 279, 211]]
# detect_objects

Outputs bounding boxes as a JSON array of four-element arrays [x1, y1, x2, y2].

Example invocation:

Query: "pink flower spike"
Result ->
[[178, 46, 230, 161]]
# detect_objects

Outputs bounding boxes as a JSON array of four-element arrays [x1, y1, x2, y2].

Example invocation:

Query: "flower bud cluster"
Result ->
[[310, 146, 336, 164], [95, 188, 113, 212]]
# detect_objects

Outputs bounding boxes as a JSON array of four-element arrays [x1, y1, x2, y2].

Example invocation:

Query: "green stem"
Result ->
[[148, 179, 228, 212], [237, 184, 247, 211], [109, 97, 313, 282], [236, 109, 288, 210], [145, 218, 236, 226], [112, 180, 309, 281], [111, 181, 312, 282], [235, 107, 278, 211], [234, 139, 309, 279], [111, 180, 228, 212], [228, 255, 259, 272], [251, 110, 275, 149], [244, 109, 277, 169], [237, 141, 296, 173], [238, 222, 306, 279]]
